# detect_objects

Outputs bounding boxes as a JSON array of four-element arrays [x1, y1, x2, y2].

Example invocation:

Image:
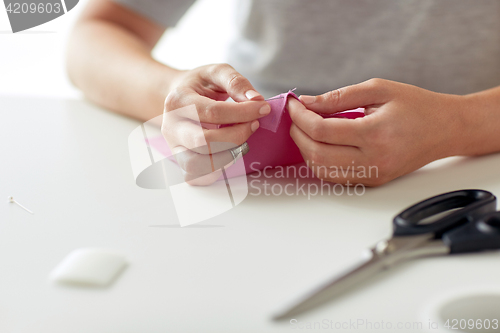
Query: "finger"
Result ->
[[202, 64, 265, 102], [201, 121, 258, 151], [163, 114, 258, 153], [287, 98, 365, 147], [170, 146, 226, 186], [165, 90, 271, 124], [298, 79, 392, 114], [172, 146, 236, 179], [290, 124, 374, 184], [290, 123, 364, 167]]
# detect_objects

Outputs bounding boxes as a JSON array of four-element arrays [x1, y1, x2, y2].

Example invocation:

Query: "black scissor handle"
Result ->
[[393, 190, 497, 237], [443, 211, 500, 253]]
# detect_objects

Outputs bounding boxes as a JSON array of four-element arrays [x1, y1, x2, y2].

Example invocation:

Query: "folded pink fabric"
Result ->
[[240, 89, 303, 173], [148, 90, 365, 178], [259, 89, 300, 132]]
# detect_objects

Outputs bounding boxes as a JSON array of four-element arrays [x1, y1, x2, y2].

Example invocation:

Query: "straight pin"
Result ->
[[265, 96, 285, 101], [8, 196, 34, 214], [265, 88, 297, 101]]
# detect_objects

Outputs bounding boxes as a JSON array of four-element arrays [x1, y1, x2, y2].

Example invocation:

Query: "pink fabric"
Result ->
[[241, 90, 303, 172], [148, 90, 365, 177], [259, 89, 299, 132]]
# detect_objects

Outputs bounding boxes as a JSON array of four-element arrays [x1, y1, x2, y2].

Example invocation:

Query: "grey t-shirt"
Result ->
[[114, 0, 500, 96]]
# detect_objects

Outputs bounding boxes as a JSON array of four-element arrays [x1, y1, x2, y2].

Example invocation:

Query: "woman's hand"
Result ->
[[287, 79, 469, 186], [162, 64, 270, 184]]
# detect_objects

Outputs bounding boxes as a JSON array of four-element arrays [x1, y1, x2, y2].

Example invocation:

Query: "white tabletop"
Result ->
[[1, 95, 500, 333]]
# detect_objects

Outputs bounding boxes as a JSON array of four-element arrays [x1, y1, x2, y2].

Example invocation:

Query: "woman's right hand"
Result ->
[[161, 64, 270, 185]]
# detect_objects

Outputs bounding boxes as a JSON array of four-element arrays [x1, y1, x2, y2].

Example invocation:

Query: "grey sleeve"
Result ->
[[113, 0, 197, 27]]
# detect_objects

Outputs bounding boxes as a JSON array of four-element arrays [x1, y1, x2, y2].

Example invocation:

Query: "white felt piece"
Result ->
[[50, 248, 127, 287]]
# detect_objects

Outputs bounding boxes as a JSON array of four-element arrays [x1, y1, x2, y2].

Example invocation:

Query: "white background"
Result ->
[[0, 0, 233, 99]]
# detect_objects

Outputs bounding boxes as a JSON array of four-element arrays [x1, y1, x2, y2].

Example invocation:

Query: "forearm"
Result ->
[[459, 86, 500, 156], [67, 19, 181, 122]]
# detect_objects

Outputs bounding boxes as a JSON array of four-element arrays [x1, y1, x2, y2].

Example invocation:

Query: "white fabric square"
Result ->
[[50, 248, 127, 287]]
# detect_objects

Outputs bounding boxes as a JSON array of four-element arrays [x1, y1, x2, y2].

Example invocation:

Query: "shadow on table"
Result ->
[[149, 224, 224, 228]]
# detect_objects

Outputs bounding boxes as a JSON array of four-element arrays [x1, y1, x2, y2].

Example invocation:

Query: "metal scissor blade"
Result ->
[[272, 250, 386, 320], [273, 234, 445, 320]]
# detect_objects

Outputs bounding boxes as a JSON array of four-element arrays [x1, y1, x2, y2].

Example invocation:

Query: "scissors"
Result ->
[[273, 189, 500, 320]]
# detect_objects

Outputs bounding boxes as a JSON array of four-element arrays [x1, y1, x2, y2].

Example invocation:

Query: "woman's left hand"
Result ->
[[287, 78, 469, 186]]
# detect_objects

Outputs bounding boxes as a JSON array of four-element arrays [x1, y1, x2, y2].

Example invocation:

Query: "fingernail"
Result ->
[[259, 104, 271, 115], [251, 120, 260, 132], [245, 90, 262, 100], [300, 95, 316, 104]]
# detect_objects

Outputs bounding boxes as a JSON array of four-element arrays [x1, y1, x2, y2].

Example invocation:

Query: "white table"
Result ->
[[1, 95, 500, 333]]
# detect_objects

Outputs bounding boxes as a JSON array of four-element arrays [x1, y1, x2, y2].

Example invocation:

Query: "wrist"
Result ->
[[151, 62, 185, 97], [143, 60, 185, 112], [449, 92, 488, 157]]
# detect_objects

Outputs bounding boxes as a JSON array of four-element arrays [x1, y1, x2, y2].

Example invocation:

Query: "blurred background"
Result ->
[[0, 0, 232, 100]]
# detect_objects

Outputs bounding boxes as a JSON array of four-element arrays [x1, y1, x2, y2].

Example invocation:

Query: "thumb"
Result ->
[[299, 78, 391, 114], [202, 64, 265, 103]]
